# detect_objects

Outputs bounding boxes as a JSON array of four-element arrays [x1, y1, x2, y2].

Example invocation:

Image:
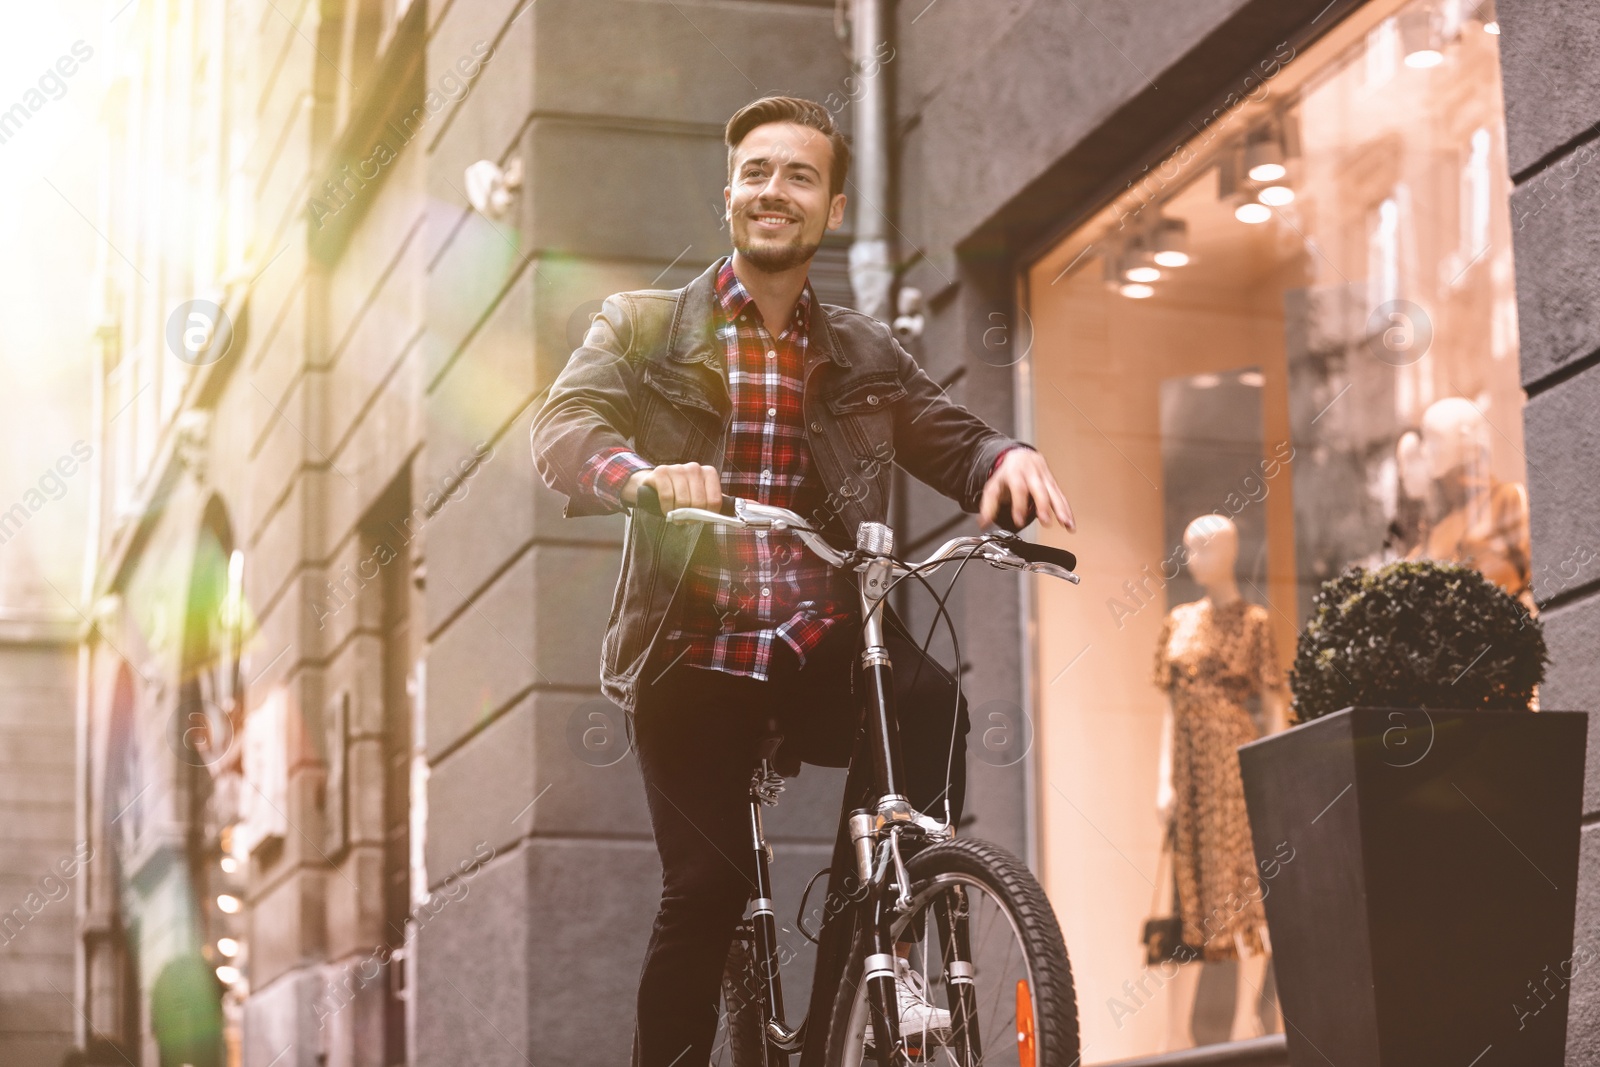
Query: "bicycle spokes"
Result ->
[[851, 877, 1041, 1067]]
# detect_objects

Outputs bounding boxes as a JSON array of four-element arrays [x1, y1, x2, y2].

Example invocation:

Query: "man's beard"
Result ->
[[736, 235, 820, 273]]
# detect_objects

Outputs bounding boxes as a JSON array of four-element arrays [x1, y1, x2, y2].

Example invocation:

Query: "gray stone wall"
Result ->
[[0, 628, 78, 1067], [1498, 2, 1600, 1062]]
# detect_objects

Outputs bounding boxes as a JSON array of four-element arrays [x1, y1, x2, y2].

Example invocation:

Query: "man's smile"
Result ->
[[749, 211, 800, 231]]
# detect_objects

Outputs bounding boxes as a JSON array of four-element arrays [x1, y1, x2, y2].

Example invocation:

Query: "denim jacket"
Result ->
[[531, 258, 1022, 712]]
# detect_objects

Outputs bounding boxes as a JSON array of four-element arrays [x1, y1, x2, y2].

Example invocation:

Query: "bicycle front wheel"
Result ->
[[822, 837, 1079, 1067]]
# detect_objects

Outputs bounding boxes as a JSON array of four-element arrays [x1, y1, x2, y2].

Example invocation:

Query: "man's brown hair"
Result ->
[[725, 96, 851, 199]]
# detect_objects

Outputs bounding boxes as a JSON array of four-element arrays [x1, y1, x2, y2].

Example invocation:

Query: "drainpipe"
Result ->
[[848, 0, 894, 322]]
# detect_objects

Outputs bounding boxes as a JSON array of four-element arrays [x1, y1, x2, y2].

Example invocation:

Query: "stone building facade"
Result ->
[[0, 613, 78, 1067], [74, 0, 1597, 1065]]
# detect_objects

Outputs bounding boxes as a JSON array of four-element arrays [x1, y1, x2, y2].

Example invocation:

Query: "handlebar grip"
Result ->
[[633, 485, 737, 518], [992, 501, 1038, 534], [633, 484, 664, 515], [1007, 538, 1077, 573]]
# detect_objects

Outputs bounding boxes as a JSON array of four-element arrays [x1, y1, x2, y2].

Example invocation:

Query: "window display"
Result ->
[[1022, 0, 1523, 1058], [1151, 514, 1288, 1043]]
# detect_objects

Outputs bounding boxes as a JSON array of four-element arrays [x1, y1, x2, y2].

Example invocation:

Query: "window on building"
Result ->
[[1025, 0, 1523, 1058]]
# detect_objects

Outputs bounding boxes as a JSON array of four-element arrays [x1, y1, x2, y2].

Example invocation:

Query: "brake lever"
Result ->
[[1026, 561, 1081, 584], [980, 541, 1081, 584]]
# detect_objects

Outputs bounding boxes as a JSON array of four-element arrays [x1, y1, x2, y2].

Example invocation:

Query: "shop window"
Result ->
[[1024, 0, 1522, 1058]]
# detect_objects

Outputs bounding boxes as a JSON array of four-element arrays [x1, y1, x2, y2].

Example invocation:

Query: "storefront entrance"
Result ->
[[1023, 0, 1525, 1058]]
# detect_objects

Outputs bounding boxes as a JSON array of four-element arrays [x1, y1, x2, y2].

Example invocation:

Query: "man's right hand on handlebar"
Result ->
[[622, 463, 724, 512]]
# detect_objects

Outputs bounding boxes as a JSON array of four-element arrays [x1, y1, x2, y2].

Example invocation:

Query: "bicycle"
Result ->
[[631, 486, 1083, 1067]]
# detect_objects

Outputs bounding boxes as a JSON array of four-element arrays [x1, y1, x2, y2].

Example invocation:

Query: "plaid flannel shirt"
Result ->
[[577, 261, 1024, 681], [577, 260, 851, 680]]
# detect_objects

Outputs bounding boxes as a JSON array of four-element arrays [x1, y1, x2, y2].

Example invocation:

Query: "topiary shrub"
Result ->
[[1290, 560, 1547, 722]]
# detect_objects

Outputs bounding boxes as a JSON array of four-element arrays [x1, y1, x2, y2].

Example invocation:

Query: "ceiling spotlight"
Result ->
[[216, 965, 242, 986], [1401, 8, 1444, 68], [1153, 217, 1190, 268], [218, 938, 239, 958], [1120, 235, 1162, 283], [220, 856, 238, 874], [1119, 282, 1156, 299], [217, 894, 241, 914], [1235, 201, 1272, 224], [1476, 0, 1498, 33], [1258, 185, 1296, 206], [1245, 136, 1287, 183]]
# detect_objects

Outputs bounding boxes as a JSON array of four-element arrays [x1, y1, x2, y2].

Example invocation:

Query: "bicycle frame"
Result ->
[[648, 497, 1078, 1066]]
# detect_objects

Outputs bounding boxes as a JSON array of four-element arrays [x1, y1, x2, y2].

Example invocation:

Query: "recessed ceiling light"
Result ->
[[1258, 185, 1296, 206], [1119, 283, 1155, 299], [1125, 266, 1162, 283]]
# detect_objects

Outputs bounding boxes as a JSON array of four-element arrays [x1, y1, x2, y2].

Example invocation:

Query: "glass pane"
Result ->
[[1024, 0, 1523, 1058]]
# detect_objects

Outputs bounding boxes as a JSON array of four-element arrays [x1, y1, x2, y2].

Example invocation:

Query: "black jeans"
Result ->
[[627, 619, 970, 1067]]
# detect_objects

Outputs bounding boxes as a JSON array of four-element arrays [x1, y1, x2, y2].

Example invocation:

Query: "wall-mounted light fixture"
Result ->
[[464, 157, 524, 219]]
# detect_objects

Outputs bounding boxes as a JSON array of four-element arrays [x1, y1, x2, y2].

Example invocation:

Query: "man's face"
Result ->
[[725, 121, 847, 272]]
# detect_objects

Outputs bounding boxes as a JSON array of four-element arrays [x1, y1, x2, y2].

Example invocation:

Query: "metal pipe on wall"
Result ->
[[848, 0, 894, 323]]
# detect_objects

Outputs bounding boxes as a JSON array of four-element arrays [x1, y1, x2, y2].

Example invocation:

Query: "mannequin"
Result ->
[[1405, 397, 1531, 607], [1384, 429, 1432, 559], [1152, 515, 1288, 1048]]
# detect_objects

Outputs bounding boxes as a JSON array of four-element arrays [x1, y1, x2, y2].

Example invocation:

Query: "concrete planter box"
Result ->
[[1237, 707, 1586, 1066]]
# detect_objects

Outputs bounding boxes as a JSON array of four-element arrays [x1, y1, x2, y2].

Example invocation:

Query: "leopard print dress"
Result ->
[[1153, 597, 1283, 961]]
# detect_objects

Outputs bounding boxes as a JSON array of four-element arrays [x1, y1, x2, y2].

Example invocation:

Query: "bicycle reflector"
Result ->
[[1016, 979, 1037, 1067]]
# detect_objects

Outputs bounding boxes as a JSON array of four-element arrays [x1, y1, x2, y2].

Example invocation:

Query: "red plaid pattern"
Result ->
[[577, 260, 851, 680]]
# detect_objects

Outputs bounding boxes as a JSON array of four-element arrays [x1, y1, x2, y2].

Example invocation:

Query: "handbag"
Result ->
[[1142, 822, 1198, 966]]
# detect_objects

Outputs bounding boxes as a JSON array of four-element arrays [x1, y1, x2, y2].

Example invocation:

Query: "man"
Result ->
[[532, 95, 1073, 1067]]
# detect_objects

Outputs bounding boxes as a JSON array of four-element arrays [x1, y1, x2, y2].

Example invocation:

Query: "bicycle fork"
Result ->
[[745, 748, 799, 1065], [850, 526, 983, 1065]]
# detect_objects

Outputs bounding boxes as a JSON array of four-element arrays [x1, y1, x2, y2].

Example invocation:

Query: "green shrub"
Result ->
[[1290, 560, 1546, 722]]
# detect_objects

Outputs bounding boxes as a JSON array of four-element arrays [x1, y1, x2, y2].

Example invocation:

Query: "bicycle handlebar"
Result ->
[[628, 486, 1079, 584]]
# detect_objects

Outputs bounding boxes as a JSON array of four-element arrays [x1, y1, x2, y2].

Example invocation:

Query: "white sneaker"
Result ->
[[862, 954, 953, 1050]]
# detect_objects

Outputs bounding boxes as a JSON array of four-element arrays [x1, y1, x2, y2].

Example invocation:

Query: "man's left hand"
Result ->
[[980, 448, 1076, 532]]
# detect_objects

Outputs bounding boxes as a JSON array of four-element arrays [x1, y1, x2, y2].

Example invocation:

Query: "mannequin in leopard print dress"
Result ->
[[1153, 514, 1287, 1048]]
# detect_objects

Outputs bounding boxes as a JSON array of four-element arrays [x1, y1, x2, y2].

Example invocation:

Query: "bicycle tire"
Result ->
[[821, 837, 1080, 1067], [722, 933, 769, 1067]]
